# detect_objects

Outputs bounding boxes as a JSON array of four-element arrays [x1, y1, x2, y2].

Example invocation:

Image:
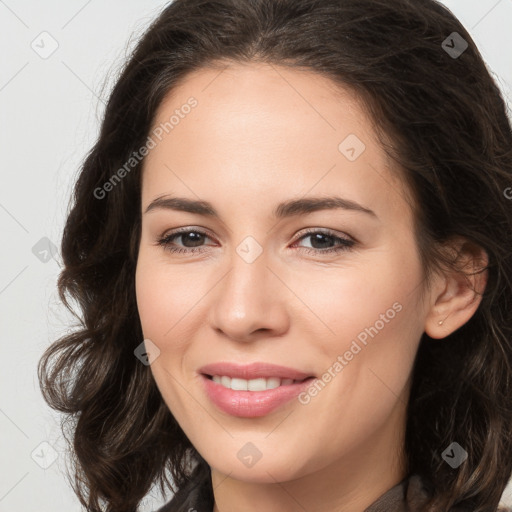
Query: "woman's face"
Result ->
[[135, 62, 435, 485]]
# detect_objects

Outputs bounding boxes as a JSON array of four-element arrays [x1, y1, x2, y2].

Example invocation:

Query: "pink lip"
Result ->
[[198, 361, 314, 381], [198, 362, 316, 418]]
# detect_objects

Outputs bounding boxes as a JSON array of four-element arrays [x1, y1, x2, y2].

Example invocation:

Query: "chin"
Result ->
[[208, 453, 308, 484]]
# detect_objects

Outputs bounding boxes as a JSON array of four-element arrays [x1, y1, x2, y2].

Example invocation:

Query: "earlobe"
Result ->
[[424, 239, 489, 340]]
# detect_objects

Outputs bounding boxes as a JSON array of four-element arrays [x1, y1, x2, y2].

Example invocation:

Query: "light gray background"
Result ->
[[1, 1, 511, 511]]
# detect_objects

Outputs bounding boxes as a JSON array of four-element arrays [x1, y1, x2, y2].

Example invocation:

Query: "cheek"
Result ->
[[135, 252, 204, 340], [135, 255, 198, 414], [292, 248, 422, 394], [290, 263, 410, 348], [135, 260, 171, 339]]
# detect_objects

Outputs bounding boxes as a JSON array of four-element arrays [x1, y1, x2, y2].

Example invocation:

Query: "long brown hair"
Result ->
[[38, 0, 512, 510]]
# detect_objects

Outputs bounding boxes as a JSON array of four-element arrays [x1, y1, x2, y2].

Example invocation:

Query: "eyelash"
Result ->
[[156, 227, 355, 256]]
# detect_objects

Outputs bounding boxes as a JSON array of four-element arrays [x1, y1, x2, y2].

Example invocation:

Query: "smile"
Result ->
[[208, 375, 307, 391]]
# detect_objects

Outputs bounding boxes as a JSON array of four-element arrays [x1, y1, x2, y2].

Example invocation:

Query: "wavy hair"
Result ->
[[38, 0, 512, 510]]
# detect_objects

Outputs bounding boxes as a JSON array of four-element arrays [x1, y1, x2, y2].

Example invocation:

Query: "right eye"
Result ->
[[156, 228, 216, 254]]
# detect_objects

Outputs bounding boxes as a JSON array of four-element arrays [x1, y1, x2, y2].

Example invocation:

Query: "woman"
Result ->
[[38, 0, 512, 511]]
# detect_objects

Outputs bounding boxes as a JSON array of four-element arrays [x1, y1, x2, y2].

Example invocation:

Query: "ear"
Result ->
[[424, 237, 489, 340]]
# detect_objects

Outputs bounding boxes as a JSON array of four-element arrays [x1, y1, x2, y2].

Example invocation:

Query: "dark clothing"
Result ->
[[155, 460, 502, 512]]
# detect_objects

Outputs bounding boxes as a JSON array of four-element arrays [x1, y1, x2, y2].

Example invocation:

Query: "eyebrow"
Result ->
[[144, 195, 378, 219]]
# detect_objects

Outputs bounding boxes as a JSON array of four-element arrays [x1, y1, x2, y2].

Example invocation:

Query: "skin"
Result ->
[[135, 61, 488, 512]]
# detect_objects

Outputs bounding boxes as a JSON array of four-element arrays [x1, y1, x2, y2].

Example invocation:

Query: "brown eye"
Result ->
[[292, 230, 355, 255], [157, 229, 214, 254]]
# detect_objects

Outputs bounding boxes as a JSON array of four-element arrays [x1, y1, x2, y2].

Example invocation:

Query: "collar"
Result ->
[[156, 463, 434, 512]]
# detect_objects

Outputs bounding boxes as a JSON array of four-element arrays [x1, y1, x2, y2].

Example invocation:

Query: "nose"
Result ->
[[208, 247, 290, 343]]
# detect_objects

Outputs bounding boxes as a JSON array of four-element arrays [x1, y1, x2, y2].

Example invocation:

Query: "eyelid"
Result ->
[[159, 226, 353, 242], [156, 226, 356, 257], [160, 225, 217, 241], [157, 226, 353, 246], [293, 226, 355, 242]]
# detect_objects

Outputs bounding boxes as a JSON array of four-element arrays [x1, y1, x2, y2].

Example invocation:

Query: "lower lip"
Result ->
[[200, 374, 316, 418]]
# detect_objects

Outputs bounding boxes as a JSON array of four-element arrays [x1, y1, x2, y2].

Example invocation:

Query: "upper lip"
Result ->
[[198, 362, 314, 381]]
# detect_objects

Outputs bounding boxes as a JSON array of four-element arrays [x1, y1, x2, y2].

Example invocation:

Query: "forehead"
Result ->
[[141, 61, 410, 221], [150, 61, 376, 143]]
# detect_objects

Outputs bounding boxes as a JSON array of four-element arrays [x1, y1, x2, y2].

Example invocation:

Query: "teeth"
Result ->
[[248, 378, 267, 391], [231, 378, 248, 391], [211, 375, 297, 391]]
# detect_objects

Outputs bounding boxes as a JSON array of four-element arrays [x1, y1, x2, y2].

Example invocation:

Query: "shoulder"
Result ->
[[155, 461, 213, 512], [407, 474, 512, 512], [154, 469, 512, 512]]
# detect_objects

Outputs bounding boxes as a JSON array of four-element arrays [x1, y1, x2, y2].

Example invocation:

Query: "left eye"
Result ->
[[156, 228, 356, 255], [293, 230, 355, 254]]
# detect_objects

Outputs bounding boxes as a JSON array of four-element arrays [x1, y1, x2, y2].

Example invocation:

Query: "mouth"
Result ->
[[202, 374, 313, 391], [198, 363, 317, 417], [198, 361, 315, 382]]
